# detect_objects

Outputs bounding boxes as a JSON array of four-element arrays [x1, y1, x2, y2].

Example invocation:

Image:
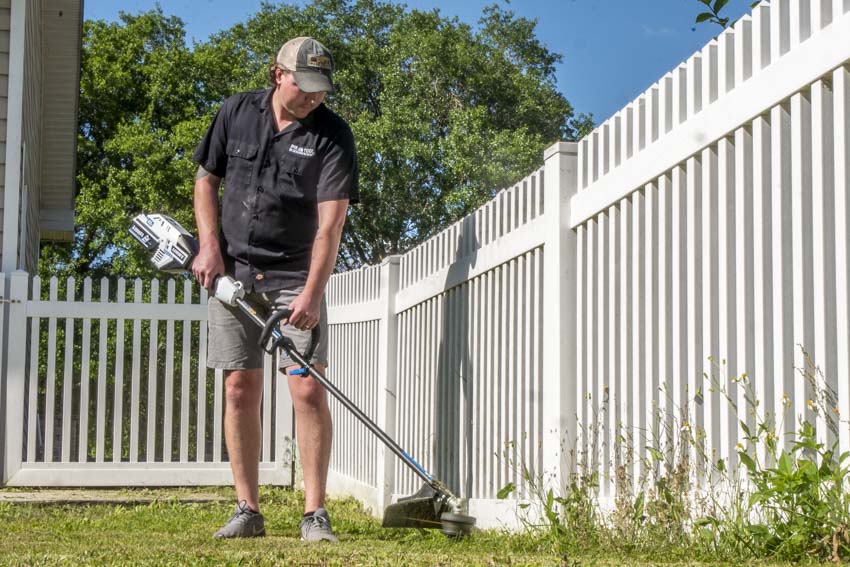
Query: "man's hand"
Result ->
[[192, 244, 225, 290], [286, 290, 323, 331]]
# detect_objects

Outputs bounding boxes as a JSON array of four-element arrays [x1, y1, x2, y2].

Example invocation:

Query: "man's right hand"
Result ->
[[192, 244, 225, 290]]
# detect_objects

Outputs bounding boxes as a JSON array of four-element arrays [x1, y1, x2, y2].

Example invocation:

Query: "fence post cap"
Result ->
[[380, 255, 402, 266], [544, 141, 578, 161]]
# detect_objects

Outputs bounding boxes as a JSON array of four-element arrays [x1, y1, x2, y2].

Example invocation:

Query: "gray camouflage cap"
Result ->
[[276, 37, 335, 93]]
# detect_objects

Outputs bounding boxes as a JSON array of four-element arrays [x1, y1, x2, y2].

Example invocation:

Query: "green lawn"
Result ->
[[0, 487, 813, 566], [0, 487, 555, 566]]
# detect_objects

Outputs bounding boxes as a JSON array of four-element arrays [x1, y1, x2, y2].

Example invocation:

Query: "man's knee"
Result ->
[[224, 369, 263, 410], [288, 364, 328, 408]]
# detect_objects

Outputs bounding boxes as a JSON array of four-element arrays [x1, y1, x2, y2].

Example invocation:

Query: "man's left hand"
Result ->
[[286, 291, 322, 330]]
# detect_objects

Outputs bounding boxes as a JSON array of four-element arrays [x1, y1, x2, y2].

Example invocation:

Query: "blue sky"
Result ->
[[84, 0, 754, 124]]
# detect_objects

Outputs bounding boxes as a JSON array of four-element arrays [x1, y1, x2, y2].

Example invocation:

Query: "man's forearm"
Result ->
[[194, 167, 222, 249], [304, 200, 348, 298], [304, 225, 343, 298]]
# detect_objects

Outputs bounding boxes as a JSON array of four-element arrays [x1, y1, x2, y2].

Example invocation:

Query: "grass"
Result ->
[[0, 486, 815, 566], [0, 486, 557, 566]]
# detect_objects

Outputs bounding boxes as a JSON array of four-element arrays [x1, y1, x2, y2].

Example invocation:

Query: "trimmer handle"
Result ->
[[211, 275, 245, 306], [258, 308, 321, 365]]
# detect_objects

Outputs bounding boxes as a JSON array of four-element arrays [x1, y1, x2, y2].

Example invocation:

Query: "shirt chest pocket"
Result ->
[[225, 139, 259, 187], [277, 155, 312, 201]]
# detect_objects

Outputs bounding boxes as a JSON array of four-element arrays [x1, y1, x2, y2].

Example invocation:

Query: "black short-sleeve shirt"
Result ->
[[193, 88, 359, 291]]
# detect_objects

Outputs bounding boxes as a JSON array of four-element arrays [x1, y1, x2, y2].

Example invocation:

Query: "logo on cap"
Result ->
[[308, 55, 332, 70]]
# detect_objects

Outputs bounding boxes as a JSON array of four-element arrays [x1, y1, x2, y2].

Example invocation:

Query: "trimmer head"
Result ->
[[382, 483, 476, 537]]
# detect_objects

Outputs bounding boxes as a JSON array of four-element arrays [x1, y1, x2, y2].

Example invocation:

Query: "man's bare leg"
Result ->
[[287, 363, 332, 513], [224, 368, 264, 512]]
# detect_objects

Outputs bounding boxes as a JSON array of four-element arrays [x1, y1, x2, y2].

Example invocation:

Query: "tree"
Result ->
[[42, 0, 592, 277], [691, 0, 760, 29], [42, 8, 210, 280]]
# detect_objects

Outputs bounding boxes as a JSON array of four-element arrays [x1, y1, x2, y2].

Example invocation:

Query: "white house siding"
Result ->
[[0, 0, 11, 240], [19, 0, 41, 273], [39, 0, 81, 246], [1, 0, 41, 273], [0, 0, 79, 273]]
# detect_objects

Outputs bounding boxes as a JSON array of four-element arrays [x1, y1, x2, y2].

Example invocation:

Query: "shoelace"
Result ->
[[304, 514, 332, 532], [229, 501, 256, 524]]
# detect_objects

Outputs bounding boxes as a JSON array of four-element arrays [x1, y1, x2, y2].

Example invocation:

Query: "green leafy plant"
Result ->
[[499, 347, 850, 563]]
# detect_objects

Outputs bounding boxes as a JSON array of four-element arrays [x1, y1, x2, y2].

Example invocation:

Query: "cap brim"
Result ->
[[293, 71, 335, 94]]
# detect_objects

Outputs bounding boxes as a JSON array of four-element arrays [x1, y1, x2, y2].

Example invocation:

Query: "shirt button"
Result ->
[[255, 273, 264, 281], [253, 214, 259, 220], [257, 186, 264, 193]]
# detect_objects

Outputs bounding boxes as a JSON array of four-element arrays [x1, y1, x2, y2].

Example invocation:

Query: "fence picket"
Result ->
[[113, 278, 126, 463], [631, 191, 645, 485], [735, 126, 755, 457], [657, 175, 671, 471], [213, 367, 222, 463], [835, 66, 850, 457], [607, 206, 619, 496], [61, 277, 75, 463], [686, 156, 703, 473], [791, 0, 812, 46], [163, 279, 176, 463], [752, 115, 772, 466], [95, 279, 108, 462], [146, 279, 160, 462], [130, 279, 142, 463], [671, 166, 687, 460], [262, 352, 272, 462], [753, 3, 771, 72], [180, 281, 191, 461], [25, 277, 41, 461], [198, 287, 209, 462], [78, 278, 93, 463], [791, 91, 814, 429], [717, 137, 735, 467], [618, 197, 633, 489], [810, 79, 836, 448], [770, 103, 795, 447]]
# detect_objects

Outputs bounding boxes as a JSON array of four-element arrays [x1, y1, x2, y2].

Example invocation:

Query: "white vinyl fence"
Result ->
[[1, 273, 294, 486], [322, 149, 573, 526], [571, 0, 850, 498], [1, 0, 848, 532], [324, 0, 850, 524]]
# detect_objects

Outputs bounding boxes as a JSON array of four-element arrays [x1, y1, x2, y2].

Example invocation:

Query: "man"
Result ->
[[191, 37, 358, 542]]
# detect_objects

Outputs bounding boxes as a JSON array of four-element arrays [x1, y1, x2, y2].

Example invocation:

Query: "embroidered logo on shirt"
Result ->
[[288, 144, 315, 157]]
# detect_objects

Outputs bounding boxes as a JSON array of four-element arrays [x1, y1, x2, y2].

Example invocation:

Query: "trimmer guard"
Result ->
[[381, 484, 448, 529]]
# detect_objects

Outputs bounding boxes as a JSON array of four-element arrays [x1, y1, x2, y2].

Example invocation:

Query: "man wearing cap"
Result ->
[[191, 37, 358, 542]]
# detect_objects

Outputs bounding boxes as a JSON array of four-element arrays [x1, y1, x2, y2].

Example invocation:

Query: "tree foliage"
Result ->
[[691, 0, 760, 29], [42, 0, 591, 278]]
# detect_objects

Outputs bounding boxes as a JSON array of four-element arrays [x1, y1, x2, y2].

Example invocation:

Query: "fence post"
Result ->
[[541, 142, 579, 492], [2, 271, 29, 485], [375, 255, 401, 512]]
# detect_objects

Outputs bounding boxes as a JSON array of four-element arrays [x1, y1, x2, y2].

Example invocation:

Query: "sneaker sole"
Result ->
[[214, 529, 266, 539]]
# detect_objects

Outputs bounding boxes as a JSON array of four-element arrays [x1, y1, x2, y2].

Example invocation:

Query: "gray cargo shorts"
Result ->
[[207, 287, 328, 370]]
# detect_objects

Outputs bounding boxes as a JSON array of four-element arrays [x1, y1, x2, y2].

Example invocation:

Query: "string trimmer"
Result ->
[[129, 213, 476, 537]]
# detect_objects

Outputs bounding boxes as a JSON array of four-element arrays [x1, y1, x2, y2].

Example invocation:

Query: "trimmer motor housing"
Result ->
[[129, 213, 198, 272]]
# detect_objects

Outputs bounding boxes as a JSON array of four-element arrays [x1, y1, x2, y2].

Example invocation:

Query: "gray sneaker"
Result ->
[[214, 501, 265, 538], [300, 508, 338, 542]]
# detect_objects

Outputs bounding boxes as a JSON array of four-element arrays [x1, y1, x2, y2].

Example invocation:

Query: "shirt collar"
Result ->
[[257, 87, 323, 127]]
